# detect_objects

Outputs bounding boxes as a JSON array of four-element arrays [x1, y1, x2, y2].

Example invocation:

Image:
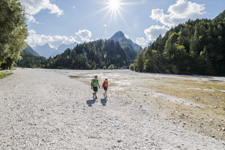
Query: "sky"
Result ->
[[19, 0, 225, 49]]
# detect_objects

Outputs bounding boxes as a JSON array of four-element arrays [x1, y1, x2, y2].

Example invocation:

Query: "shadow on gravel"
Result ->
[[86, 98, 96, 107], [101, 98, 107, 106]]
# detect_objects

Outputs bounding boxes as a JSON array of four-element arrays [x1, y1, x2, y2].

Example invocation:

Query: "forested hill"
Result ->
[[18, 39, 131, 69], [214, 10, 225, 22], [16, 51, 46, 68], [46, 39, 129, 69], [133, 10, 225, 76]]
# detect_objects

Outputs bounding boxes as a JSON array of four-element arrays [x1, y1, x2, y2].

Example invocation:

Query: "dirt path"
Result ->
[[0, 68, 225, 150]]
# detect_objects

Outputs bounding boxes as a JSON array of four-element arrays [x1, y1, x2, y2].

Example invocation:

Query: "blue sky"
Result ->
[[20, 0, 225, 48]]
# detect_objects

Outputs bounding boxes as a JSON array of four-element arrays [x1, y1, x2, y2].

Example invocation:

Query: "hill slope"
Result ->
[[17, 51, 46, 68], [133, 11, 225, 76], [17, 39, 133, 69], [23, 44, 39, 56], [46, 39, 129, 69], [214, 10, 225, 22]]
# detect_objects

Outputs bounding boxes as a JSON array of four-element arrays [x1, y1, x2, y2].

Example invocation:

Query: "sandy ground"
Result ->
[[0, 68, 225, 150]]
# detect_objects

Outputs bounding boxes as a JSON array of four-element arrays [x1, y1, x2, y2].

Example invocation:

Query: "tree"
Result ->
[[131, 11, 225, 76], [0, 0, 28, 69], [135, 49, 144, 72]]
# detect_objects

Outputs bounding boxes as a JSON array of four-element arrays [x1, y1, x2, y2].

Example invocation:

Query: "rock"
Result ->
[[193, 96, 201, 101], [222, 128, 225, 131], [117, 140, 122, 143]]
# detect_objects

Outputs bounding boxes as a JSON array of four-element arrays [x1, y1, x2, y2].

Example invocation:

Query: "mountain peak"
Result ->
[[110, 31, 126, 41], [114, 31, 125, 37]]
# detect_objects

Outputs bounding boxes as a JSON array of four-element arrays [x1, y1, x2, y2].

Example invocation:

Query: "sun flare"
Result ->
[[108, 0, 121, 10], [98, 0, 127, 23]]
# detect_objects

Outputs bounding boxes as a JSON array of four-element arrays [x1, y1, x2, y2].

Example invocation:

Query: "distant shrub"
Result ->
[[108, 64, 115, 69], [129, 64, 135, 71]]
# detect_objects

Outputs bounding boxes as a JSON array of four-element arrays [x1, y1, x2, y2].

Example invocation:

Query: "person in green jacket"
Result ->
[[91, 75, 100, 99]]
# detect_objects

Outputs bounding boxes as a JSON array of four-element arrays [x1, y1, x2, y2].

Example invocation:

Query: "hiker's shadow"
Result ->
[[86, 98, 96, 107], [101, 97, 107, 106]]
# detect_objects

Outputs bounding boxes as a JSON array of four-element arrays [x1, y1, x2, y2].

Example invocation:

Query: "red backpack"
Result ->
[[103, 81, 108, 87]]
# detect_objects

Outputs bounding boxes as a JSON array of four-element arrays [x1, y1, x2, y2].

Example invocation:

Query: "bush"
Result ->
[[129, 64, 135, 71], [0, 72, 12, 79], [108, 64, 115, 69]]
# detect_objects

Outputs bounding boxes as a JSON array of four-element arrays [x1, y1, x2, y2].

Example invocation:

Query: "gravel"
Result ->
[[0, 68, 224, 150]]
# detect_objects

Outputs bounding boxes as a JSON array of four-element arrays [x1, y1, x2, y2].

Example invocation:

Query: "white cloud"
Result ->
[[75, 29, 92, 42], [20, 0, 63, 23], [150, 0, 206, 27], [136, 37, 148, 47], [143, 0, 205, 42], [144, 25, 169, 41], [28, 29, 36, 34], [72, 6, 76, 9], [26, 30, 78, 49], [104, 24, 107, 27], [26, 15, 37, 23]]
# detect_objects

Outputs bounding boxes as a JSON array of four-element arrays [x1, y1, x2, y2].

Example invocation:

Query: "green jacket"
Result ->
[[92, 79, 98, 87]]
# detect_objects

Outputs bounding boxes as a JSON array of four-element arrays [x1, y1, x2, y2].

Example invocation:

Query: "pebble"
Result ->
[[117, 140, 122, 143], [193, 96, 201, 101]]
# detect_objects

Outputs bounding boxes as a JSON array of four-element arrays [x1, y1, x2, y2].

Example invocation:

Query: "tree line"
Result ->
[[132, 12, 225, 76], [17, 39, 132, 69]]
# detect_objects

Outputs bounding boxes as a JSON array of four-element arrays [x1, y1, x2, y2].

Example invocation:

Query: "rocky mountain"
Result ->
[[34, 42, 77, 58], [52, 42, 78, 57], [110, 31, 140, 60], [34, 43, 55, 58], [23, 44, 39, 56], [110, 31, 140, 51]]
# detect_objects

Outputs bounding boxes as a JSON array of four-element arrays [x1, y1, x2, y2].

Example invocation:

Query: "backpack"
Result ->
[[103, 81, 108, 87]]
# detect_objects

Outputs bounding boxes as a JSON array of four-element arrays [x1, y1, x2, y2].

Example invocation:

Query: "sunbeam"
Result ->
[[102, 0, 128, 23]]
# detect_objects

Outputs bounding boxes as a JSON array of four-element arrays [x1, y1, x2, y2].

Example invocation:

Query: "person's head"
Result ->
[[94, 75, 98, 79], [105, 79, 108, 82]]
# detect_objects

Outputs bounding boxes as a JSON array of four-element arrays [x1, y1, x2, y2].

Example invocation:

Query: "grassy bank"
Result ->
[[0, 72, 12, 79]]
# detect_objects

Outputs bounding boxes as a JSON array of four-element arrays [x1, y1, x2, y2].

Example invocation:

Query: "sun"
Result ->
[[108, 0, 121, 10], [99, 0, 128, 23]]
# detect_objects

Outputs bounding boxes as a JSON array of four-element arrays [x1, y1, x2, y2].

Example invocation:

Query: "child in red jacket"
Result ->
[[102, 79, 108, 98]]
